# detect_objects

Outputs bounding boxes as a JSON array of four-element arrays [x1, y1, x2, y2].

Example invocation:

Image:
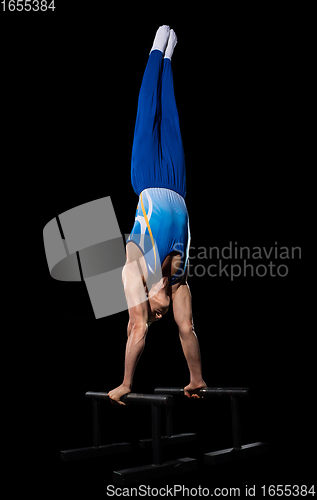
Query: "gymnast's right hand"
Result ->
[[108, 384, 131, 406]]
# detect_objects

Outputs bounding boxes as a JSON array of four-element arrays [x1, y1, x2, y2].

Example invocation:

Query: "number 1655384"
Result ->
[[1, 1, 56, 11]]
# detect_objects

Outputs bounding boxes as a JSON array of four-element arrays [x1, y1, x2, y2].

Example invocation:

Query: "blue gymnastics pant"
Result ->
[[131, 50, 186, 199]]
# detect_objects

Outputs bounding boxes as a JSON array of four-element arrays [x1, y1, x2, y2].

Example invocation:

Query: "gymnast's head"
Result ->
[[147, 278, 170, 324]]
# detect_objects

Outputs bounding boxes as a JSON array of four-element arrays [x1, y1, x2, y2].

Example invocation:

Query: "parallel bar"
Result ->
[[204, 442, 269, 465], [113, 457, 198, 486], [154, 387, 249, 398], [61, 442, 131, 461], [231, 397, 242, 449], [85, 391, 174, 406]]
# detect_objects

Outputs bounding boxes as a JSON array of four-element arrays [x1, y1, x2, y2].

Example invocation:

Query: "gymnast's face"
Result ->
[[147, 292, 170, 323]]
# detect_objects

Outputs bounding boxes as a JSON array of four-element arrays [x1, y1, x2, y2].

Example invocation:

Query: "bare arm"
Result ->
[[172, 282, 206, 397], [108, 261, 149, 405]]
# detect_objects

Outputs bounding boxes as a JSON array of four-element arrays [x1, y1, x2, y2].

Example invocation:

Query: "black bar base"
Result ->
[[60, 442, 131, 461], [139, 433, 197, 449], [113, 457, 198, 485], [204, 442, 269, 465]]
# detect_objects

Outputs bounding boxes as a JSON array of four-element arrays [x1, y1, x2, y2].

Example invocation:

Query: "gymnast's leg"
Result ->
[[131, 26, 170, 193], [160, 30, 186, 197]]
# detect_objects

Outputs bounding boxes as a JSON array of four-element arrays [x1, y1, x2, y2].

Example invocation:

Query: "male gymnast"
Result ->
[[109, 26, 206, 405]]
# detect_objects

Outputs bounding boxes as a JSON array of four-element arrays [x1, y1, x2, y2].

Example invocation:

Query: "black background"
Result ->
[[3, 2, 312, 496]]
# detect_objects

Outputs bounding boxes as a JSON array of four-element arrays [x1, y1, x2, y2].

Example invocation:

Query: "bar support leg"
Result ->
[[165, 405, 173, 437], [139, 402, 196, 449], [113, 398, 198, 484], [93, 399, 101, 447], [61, 397, 131, 461], [231, 397, 242, 449], [151, 404, 162, 465]]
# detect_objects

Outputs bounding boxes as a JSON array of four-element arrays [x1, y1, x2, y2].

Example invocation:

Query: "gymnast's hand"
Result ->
[[108, 384, 131, 406], [184, 382, 207, 399]]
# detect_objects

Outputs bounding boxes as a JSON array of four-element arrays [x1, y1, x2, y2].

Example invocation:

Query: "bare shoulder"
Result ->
[[171, 267, 188, 299], [122, 262, 147, 306], [126, 242, 148, 281]]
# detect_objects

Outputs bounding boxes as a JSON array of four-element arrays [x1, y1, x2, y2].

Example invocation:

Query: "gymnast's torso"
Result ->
[[127, 187, 190, 287]]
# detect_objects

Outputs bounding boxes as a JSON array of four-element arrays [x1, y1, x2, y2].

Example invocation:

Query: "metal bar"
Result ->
[[61, 442, 131, 461], [151, 404, 162, 465], [85, 391, 174, 406], [113, 457, 198, 486], [139, 433, 197, 449], [165, 405, 173, 437], [92, 399, 101, 447], [154, 387, 249, 398], [231, 397, 242, 449], [204, 442, 269, 465]]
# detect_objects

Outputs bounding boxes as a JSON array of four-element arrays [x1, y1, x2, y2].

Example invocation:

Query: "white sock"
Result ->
[[150, 25, 170, 54], [164, 29, 177, 60]]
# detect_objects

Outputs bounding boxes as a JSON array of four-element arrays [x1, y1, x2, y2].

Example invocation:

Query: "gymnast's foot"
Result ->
[[184, 381, 207, 399], [108, 384, 131, 406], [150, 25, 170, 54], [164, 29, 177, 60]]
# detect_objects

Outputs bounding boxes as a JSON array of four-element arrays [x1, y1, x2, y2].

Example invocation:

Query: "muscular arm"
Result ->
[[108, 261, 149, 404], [122, 261, 149, 384], [172, 282, 206, 397]]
